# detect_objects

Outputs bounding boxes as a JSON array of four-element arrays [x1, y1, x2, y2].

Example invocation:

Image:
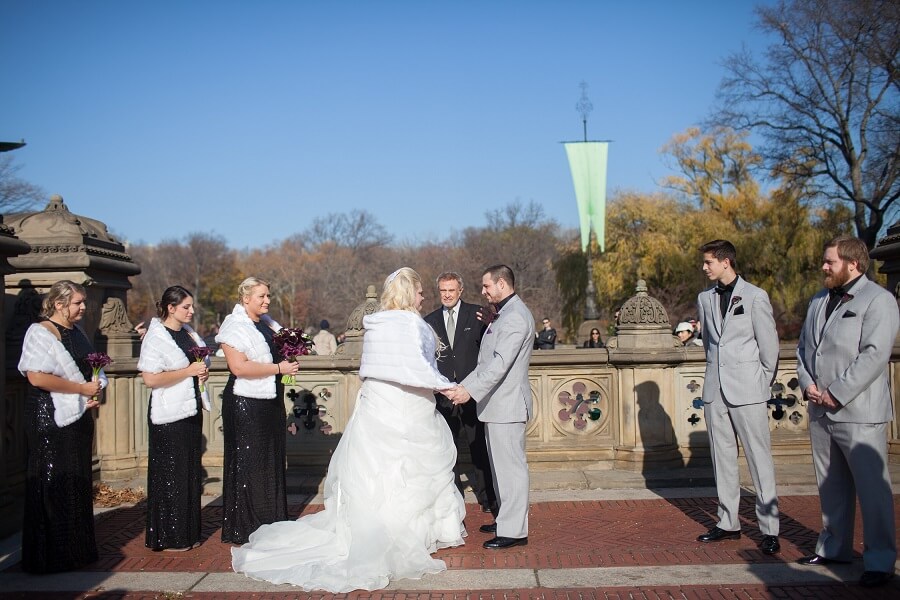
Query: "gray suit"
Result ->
[[461, 294, 534, 538], [698, 277, 780, 535], [797, 275, 899, 571]]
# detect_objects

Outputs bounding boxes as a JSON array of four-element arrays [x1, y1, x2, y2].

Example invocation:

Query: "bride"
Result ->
[[232, 267, 467, 592]]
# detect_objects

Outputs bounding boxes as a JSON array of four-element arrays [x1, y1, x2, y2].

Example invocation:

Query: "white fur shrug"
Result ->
[[18, 323, 109, 427], [359, 310, 452, 390], [215, 304, 282, 399], [137, 318, 211, 425]]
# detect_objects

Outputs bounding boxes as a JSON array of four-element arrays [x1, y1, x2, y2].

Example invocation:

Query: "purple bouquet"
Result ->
[[189, 346, 213, 392], [85, 352, 112, 402], [272, 327, 314, 384]]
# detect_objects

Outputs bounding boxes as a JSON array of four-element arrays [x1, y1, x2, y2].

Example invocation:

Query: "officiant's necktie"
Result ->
[[446, 308, 456, 348]]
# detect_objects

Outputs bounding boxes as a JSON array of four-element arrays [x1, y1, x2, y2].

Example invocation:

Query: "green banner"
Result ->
[[564, 141, 608, 252]]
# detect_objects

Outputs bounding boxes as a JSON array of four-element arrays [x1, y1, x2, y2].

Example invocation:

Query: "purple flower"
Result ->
[[730, 296, 742, 307], [840, 293, 854, 304], [272, 328, 314, 384]]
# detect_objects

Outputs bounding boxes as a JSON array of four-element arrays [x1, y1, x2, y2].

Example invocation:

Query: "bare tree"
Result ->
[[307, 209, 394, 253], [716, 0, 900, 247], [0, 154, 45, 214]]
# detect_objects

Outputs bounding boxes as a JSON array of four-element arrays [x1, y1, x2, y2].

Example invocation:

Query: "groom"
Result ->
[[446, 264, 534, 549]]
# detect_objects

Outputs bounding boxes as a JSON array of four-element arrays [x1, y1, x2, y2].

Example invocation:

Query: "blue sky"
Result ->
[[1, 1, 774, 249]]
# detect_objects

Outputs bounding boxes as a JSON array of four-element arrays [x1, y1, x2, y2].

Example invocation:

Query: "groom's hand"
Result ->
[[450, 385, 472, 405]]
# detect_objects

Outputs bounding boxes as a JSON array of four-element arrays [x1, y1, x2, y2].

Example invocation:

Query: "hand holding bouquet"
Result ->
[[189, 346, 213, 392], [272, 328, 314, 384], [85, 352, 112, 404]]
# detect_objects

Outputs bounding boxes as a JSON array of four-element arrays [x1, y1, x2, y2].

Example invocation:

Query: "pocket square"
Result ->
[[842, 311, 857, 318], [733, 306, 745, 315]]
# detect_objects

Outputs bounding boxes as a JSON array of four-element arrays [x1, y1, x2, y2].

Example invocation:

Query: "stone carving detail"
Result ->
[[617, 280, 669, 326], [286, 386, 334, 435], [336, 284, 379, 356], [556, 380, 606, 433], [98, 297, 135, 334], [767, 376, 805, 430]]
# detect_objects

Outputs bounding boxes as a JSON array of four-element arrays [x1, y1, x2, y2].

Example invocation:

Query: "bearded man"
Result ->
[[796, 235, 900, 588]]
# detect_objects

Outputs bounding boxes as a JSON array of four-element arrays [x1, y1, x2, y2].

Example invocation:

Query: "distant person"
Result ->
[[582, 328, 604, 348], [535, 317, 556, 349], [335, 332, 346, 346], [313, 319, 338, 356], [424, 271, 495, 514], [695, 239, 780, 556], [674, 322, 702, 347], [796, 236, 899, 588]]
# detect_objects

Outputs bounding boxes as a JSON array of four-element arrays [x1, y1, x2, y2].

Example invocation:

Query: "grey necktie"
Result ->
[[446, 307, 455, 348]]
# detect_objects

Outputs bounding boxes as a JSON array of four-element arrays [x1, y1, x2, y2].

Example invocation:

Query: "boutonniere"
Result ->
[[479, 304, 498, 333], [729, 296, 742, 310], [840, 293, 854, 305]]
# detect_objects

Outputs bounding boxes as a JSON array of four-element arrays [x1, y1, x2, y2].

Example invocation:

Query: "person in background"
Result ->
[[424, 271, 495, 514], [535, 317, 556, 349], [216, 277, 299, 544], [582, 328, 604, 348], [674, 322, 702, 347], [17, 280, 106, 573], [138, 285, 210, 552], [313, 319, 338, 356]]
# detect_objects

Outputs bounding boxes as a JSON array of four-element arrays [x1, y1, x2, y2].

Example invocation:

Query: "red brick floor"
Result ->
[[4, 495, 899, 598]]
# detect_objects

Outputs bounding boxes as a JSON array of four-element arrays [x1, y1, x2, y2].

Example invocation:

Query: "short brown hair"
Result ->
[[699, 239, 737, 270], [484, 264, 515, 289], [825, 235, 869, 273]]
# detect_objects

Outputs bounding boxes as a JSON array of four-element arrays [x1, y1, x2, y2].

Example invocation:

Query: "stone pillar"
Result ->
[[606, 280, 684, 470], [870, 222, 900, 463], [335, 284, 378, 357], [0, 222, 30, 538], [4, 195, 143, 481]]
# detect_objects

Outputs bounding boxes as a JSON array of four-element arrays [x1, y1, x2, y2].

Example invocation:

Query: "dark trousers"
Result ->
[[437, 396, 496, 510]]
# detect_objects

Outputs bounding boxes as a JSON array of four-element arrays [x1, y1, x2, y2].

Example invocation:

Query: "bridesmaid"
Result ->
[[216, 277, 298, 544], [17, 280, 105, 573], [138, 285, 210, 551]]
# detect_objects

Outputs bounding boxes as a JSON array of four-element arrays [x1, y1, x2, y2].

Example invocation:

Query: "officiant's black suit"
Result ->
[[425, 300, 496, 511]]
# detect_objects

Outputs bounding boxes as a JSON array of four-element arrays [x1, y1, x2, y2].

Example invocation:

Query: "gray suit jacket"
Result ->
[[461, 294, 534, 423], [698, 277, 779, 406], [797, 275, 899, 423]]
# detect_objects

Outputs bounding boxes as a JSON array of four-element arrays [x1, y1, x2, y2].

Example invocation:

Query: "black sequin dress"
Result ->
[[22, 321, 98, 573], [221, 320, 288, 544], [145, 326, 204, 550]]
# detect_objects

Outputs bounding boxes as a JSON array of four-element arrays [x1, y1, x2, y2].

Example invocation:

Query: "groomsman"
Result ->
[[695, 240, 781, 555], [796, 236, 899, 588], [447, 265, 534, 549], [424, 272, 495, 514]]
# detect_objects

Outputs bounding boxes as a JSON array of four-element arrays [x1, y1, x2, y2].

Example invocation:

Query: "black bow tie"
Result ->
[[829, 286, 846, 299], [714, 283, 731, 294]]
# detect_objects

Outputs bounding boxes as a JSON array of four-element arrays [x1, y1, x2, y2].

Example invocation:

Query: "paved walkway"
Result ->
[[2, 464, 899, 599]]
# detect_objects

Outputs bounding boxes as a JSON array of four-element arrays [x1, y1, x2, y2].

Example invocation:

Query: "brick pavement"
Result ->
[[2, 494, 898, 598]]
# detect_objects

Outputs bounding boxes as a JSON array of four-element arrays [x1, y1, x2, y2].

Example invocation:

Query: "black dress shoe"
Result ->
[[797, 554, 850, 566], [760, 535, 780, 555], [479, 523, 496, 533], [483, 536, 528, 549], [859, 571, 893, 587], [697, 527, 741, 543]]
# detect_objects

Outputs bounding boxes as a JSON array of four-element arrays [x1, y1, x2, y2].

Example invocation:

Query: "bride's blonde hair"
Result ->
[[380, 267, 421, 312]]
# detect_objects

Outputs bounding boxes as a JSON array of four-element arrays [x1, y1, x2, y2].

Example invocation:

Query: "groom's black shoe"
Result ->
[[697, 527, 741, 543], [483, 536, 527, 549], [479, 523, 496, 533]]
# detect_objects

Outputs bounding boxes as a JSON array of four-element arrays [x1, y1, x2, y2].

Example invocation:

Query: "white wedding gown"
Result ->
[[232, 310, 467, 592]]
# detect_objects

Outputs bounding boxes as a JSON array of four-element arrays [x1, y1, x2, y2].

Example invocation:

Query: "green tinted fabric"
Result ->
[[564, 141, 608, 252]]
